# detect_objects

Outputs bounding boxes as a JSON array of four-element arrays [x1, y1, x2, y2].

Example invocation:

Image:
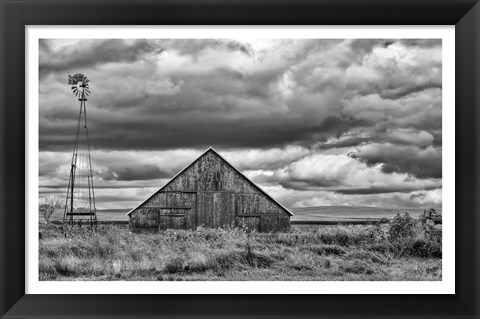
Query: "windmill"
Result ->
[[63, 73, 97, 227]]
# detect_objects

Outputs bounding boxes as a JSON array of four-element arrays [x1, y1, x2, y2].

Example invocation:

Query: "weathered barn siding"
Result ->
[[132, 191, 197, 230], [128, 148, 292, 232]]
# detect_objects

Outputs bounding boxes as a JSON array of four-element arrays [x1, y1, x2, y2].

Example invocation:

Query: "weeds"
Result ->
[[39, 210, 442, 281]]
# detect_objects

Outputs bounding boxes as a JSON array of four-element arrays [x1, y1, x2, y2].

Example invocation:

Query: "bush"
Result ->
[[407, 238, 442, 258], [371, 211, 443, 258], [419, 208, 442, 225], [39, 196, 62, 224], [390, 237, 442, 258], [320, 231, 350, 246], [334, 233, 350, 246], [182, 252, 208, 273], [212, 251, 243, 271], [208, 248, 275, 273], [424, 224, 442, 243], [389, 213, 415, 242], [365, 224, 389, 244], [164, 257, 184, 274]]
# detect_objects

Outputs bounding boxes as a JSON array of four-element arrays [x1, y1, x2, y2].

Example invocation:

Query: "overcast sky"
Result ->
[[39, 39, 442, 210]]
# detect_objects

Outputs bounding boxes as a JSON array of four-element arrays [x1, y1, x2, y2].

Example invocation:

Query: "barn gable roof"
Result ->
[[126, 147, 294, 216]]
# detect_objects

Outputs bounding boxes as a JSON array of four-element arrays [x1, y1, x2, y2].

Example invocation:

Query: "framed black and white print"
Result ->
[[26, 26, 454, 294], [1, 1, 480, 318]]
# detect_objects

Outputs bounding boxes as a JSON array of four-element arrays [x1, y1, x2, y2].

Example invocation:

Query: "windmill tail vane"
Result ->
[[63, 73, 97, 228]]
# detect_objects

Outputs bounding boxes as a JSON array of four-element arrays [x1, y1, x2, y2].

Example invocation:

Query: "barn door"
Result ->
[[147, 191, 196, 230], [159, 210, 187, 230], [196, 192, 235, 229]]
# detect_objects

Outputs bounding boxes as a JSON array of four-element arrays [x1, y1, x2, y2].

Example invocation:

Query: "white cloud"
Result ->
[[251, 153, 441, 194]]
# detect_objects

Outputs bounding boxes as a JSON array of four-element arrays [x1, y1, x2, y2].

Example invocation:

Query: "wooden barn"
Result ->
[[127, 147, 293, 232]]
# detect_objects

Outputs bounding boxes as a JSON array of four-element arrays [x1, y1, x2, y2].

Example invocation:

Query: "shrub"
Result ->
[[54, 256, 81, 277], [209, 248, 274, 272], [164, 257, 184, 274], [182, 252, 208, 273], [39, 196, 62, 224], [390, 237, 442, 258], [383, 211, 443, 258], [419, 208, 442, 225], [319, 231, 350, 246], [365, 224, 390, 244], [319, 233, 334, 245], [407, 238, 442, 258], [212, 251, 243, 271], [424, 224, 442, 244], [334, 233, 350, 246], [389, 213, 415, 242]]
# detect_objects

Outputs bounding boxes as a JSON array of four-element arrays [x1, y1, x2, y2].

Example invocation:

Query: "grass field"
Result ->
[[291, 206, 442, 224], [39, 212, 442, 281], [94, 206, 442, 224]]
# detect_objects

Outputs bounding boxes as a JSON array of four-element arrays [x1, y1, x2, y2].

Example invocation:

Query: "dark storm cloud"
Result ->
[[349, 39, 382, 52], [399, 39, 442, 48], [274, 176, 441, 195], [39, 39, 162, 75], [378, 83, 442, 100], [40, 39, 442, 152], [39, 39, 254, 78], [349, 39, 441, 53], [335, 186, 440, 195], [40, 112, 357, 151], [99, 165, 172, 181], [165, 39, 253, 58], [41, 183, 156, 189], [320, 126, 436, 151], [349, 144, 442, 179]]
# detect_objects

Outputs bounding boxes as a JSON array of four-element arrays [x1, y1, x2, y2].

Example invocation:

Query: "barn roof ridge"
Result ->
[[126, 147, 294, 216]]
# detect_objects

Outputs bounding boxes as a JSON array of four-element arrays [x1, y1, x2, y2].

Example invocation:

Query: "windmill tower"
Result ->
[[63, 73, 97, 227]]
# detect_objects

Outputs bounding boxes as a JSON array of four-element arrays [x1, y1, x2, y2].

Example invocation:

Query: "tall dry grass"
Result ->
[[39, 211, 442, 281]]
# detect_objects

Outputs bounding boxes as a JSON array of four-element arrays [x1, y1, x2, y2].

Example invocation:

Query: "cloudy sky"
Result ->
[[39, 39, 442, 210]]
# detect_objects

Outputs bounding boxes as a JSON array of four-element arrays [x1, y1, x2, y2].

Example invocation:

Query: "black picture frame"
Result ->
[[1, 0, 479, 318]]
